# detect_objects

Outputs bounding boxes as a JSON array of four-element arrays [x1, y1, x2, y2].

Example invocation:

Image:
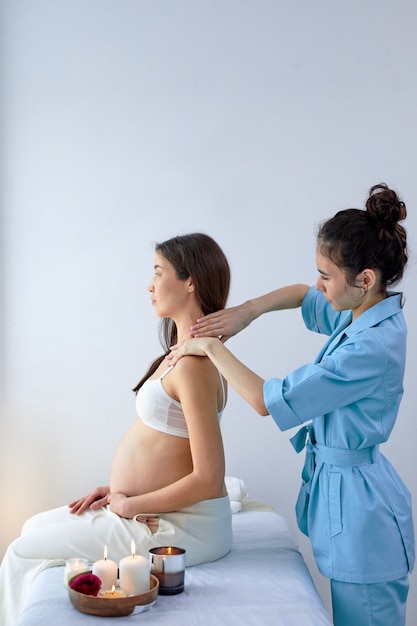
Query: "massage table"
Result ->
[[15, 498, 332, 625]]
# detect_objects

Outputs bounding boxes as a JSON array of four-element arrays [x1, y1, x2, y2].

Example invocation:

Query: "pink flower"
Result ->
[[70, 573, 102, 596]]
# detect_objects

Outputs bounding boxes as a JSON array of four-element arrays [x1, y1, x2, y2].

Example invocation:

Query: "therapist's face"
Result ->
[[315, 249, 363, 314]]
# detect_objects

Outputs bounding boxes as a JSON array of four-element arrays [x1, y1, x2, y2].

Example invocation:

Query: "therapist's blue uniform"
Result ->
[[263, 287, 414, 624]]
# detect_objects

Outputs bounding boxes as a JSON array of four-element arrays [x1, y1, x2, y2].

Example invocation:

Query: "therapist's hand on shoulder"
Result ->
[[167, 337, 215, 366], [190, 303, 251, 342]]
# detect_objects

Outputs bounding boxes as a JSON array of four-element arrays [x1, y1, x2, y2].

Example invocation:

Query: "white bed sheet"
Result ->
[[16, 501, 333, 626]]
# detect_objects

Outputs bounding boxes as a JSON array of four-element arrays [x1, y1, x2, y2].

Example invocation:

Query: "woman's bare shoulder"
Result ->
[[168, 355, 220, 390]]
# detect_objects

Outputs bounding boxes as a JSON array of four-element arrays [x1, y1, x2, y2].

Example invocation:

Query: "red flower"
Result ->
[[70, 573, 102, 596]]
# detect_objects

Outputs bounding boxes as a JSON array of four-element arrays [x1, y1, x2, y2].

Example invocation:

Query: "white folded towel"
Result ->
[[230, 501, 242, 514], [225, 476, 248, 513]]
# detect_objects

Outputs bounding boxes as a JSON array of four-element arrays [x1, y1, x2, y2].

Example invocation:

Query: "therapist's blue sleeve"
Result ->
[[302, 286, 344, 335], [263, 334, 389, 432]]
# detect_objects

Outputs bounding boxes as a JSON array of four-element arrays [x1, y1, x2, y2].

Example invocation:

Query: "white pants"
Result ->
[[0, 496, 232, 626]]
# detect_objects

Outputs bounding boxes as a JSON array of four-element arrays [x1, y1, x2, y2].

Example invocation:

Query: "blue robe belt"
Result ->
[[289, 424, 379, 535], [313, 443, 380, 466]]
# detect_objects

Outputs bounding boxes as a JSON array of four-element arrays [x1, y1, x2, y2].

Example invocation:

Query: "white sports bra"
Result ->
[[136, 365, 226, 439]]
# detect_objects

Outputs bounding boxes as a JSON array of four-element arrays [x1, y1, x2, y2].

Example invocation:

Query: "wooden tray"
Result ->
[[68, 572, 159, 617]]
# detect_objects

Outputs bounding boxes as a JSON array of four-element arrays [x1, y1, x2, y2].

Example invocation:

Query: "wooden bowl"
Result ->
[[68, 572, 159, 617]]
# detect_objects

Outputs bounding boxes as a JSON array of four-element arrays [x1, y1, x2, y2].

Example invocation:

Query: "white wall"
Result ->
[[1, 1, 417, 622]]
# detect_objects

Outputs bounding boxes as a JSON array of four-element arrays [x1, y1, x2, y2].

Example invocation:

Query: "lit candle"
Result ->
[[149, 546, 186, 595], [119, 539, 150, 596], [98, 584, 128, 598], [63, 557, 90, 586], [92, 545, 118, 590]]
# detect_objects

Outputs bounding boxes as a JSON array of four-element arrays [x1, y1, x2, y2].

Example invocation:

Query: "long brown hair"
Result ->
[[133, 233, 230, 393]]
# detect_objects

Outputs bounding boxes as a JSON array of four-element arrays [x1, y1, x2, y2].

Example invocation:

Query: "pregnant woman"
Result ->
[[0, 233, 232, 626]]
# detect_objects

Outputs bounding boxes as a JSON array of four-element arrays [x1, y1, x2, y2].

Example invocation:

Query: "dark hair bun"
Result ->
[[366, 183, 407, 229]]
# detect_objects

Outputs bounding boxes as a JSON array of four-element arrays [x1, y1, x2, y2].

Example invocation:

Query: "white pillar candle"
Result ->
[[92, 545, 118, 590], [119, 539, 150, 596]]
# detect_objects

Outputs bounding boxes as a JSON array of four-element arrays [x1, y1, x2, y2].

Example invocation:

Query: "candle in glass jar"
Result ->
[[92, 545, 118, 590], [119, 539, 150, 596], [63, 557, 90, 586], [149, 546, 186, 595]]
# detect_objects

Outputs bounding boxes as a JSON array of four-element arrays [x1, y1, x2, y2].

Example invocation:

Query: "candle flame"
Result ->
[[167, 547, 172, 555], [111, 585, 115, 594], [131, 538, 136, 558], [104, 545, 108, 560]]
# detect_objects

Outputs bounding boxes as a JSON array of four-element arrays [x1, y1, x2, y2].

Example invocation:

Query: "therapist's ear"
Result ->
[[357, 269, 378, 292]]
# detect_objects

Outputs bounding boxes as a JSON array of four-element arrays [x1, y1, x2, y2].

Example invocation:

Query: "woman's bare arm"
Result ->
[[168, 338, 268, 416]]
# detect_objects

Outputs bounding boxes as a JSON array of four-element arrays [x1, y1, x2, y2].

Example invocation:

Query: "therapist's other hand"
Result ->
[[190, 303, 252, 342], [68, 486, 110, 515], [167, 337, 214, 366]]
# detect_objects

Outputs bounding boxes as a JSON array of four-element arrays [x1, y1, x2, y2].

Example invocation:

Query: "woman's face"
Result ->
[[315, 249, 363, 314], [148, 252, 191, 318]]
